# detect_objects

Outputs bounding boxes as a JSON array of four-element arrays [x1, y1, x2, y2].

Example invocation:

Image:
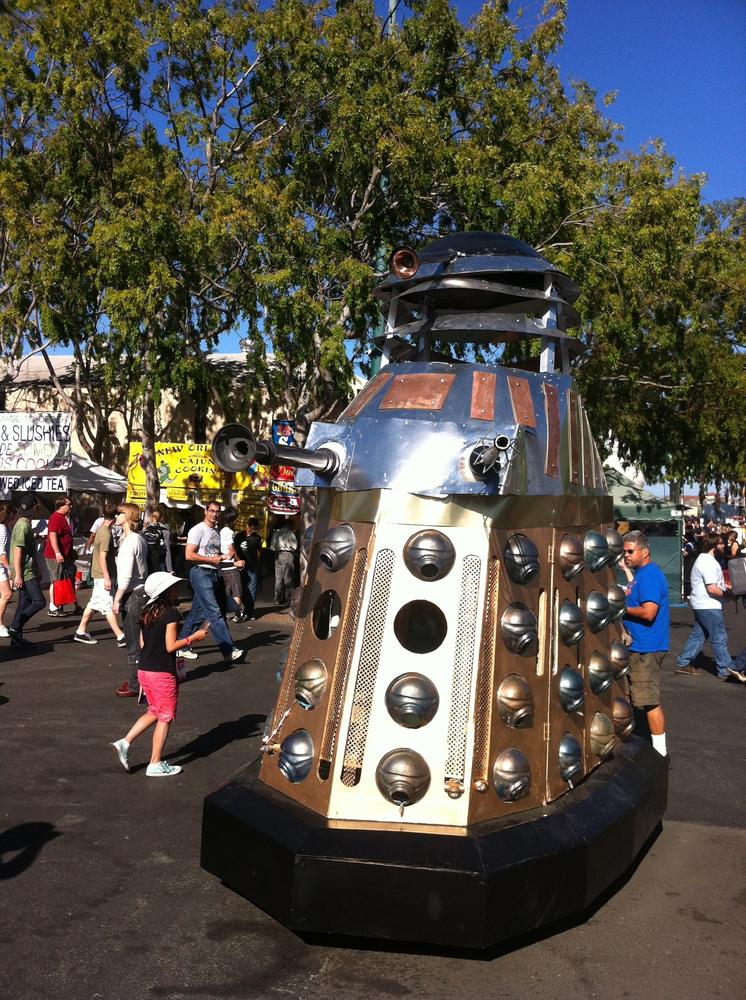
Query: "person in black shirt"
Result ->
[[110, 572, 207, 777], [234, 516, 262, 619]]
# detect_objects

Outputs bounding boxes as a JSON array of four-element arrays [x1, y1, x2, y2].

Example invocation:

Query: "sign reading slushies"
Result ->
[[0, 412, 72, 471], [127, 442, 269, 504]]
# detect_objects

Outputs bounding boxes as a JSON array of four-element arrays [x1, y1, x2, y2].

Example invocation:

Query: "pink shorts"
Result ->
[[138, 670, 178, 723]]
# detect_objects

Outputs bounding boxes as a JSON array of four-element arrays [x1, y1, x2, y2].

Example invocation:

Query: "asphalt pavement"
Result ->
[[1, 589, 744, 1000]]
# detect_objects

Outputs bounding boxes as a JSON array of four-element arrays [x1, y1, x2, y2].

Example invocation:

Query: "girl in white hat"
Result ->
[[111, 572, 208, 777]]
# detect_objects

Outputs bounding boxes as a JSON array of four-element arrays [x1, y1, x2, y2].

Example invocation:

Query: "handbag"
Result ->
[[52, 566, 76, 607], [175, 655, 187, 683]]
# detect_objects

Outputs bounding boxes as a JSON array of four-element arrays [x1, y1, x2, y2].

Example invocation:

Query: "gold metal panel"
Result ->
[[508, 376, 537, 428], [340, 371, 392, 419], [568, 390, 580, 485], [259, 520, 374, 815], [470, 372, 496, 421], [468, 527, 553, 825], [543, 384, 560, 478], [379, 373, 456, 411]]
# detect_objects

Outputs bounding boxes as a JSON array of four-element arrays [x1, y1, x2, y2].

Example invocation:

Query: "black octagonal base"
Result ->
[[201, 736, 667, 950]]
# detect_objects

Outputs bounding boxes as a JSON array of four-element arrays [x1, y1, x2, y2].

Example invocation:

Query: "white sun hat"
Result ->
[[144, 572, 184, 606]]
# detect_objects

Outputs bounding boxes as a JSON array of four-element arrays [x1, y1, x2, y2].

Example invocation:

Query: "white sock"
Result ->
[[49, 603, 57, 611], [651, 733, 667, 756]]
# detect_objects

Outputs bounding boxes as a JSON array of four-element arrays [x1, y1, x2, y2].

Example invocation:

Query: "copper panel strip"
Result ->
[[543, 384, 560, 478], [340, 370, 392, 419], [379, 373, 456, 411], [568, 390, 579, 484], [508, 376, 537, 428], [471, 556, 499, 787], [470, 372, 496, 421], [272, 543, 321, 724], [318, 548, 368, 774]]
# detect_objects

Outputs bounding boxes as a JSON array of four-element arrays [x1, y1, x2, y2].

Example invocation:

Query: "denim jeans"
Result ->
[[11, 578, 46, 633], [121, 586, 148, 692], [676, 607, 734, 676], [242, 566, 258, 615], [179, 568, 235, 657]]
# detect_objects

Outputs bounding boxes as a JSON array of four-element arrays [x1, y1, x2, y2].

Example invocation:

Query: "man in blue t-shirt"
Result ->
[[622, 530, 670, 760]]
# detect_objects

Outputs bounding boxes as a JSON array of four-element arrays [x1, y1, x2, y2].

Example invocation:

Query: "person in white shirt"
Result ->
[[112, 503, 150, 697], [177, 502, 245, 665], [675, 534, 745, 682]]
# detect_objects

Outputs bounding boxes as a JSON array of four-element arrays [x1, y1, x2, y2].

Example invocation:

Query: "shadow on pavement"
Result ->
[[165, 713, 266, 767], [0, 822, 62, 881], [184, 630, 287, 683]]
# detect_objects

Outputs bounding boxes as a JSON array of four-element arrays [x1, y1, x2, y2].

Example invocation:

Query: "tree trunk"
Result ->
[[141, 385, 159, 511]]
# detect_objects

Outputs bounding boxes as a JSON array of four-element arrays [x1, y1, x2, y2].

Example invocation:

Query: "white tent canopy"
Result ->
[[68, 453, 127, 494]]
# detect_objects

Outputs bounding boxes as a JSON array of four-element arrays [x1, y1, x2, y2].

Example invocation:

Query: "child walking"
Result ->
[[111, 572, 207, 777]]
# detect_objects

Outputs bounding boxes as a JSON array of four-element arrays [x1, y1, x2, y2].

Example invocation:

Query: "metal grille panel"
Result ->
[[445, 555, 482, 783], [340, 548, 395, 786], [272, 543, 320, 725], [471, 556, 499, 785], [319, 548, 368, 773]]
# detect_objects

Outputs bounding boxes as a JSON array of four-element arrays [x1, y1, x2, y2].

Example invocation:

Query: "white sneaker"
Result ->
[[224, 648, 246, 664], [0, 625, 9, 638], [146, 760, 182, 777], [181, 648, 198, 660], [111, 739, 130, 772]]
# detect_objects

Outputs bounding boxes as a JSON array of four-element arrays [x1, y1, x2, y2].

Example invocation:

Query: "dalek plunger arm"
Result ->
[[211, 423, 340, 478]]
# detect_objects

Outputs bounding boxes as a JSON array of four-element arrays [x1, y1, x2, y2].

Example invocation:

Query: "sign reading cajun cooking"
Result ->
[[126, 442, 270, 504], [0, 412, 72, 471]]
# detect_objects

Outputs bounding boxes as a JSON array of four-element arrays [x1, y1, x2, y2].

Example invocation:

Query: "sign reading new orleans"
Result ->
[[0, 412, 72, 471]]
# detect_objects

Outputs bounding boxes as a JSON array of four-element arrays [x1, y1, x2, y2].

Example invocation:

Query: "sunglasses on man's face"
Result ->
[[623, 548, 637, 554]]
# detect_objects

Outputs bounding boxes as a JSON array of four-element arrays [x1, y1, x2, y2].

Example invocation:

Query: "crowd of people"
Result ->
[[0, 491, 300, 777]]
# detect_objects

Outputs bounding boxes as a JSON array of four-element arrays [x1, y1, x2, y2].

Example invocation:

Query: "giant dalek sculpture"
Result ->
[[202, 232, 667, 949]]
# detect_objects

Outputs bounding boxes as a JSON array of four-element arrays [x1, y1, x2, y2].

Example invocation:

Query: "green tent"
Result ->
[[604, 467, 684, 606]]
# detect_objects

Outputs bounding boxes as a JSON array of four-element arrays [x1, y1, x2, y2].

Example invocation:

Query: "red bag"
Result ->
[[52, 574, 76, 608]]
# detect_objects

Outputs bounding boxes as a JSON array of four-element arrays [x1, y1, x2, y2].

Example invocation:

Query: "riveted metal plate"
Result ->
[[340, 371, 393, 419], [470, 371, 496, 421], [379, 373, 456, 411], [508, 376, 536, 428], [543, 384, 559, 478]]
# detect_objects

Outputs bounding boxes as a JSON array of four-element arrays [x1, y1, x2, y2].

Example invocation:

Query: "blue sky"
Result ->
[[456, 0, 745, 204]]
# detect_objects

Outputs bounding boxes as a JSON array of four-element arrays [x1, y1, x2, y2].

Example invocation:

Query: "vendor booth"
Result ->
[[605, 467, 684, 606]]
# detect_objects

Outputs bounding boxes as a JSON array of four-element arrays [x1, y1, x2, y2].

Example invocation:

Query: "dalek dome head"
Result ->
[[584, 531, 611, 572], [386, 674, 439, 729], [277, 730, 315, 783], [559, 733, 583, 784], [559, 667, 585, 713], [586, 591, 611, 634], [318, 523, 356, 572], [496, 673, 535, 727], [504, 534, 540, 585], [403, 530, 456, 581], [294, 658, 328, 710], [590, 712, 616, 759], [500, 603, 539, 656], [376, 749, 431, 808], [558, 600, 584, 646], [613, 696, 635, 739], [492, 748, 531, 802], [559, 534, 585, 581]]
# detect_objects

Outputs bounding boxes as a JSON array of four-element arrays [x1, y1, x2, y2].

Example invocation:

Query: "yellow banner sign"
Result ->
[[127, 443, 269, 504]]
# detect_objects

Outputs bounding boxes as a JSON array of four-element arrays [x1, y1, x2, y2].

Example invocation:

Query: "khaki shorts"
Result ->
[[628, 651, 665, 708]]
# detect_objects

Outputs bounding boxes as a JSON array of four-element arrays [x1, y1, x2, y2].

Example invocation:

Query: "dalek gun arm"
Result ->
[[212, 422, 341, 478]]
